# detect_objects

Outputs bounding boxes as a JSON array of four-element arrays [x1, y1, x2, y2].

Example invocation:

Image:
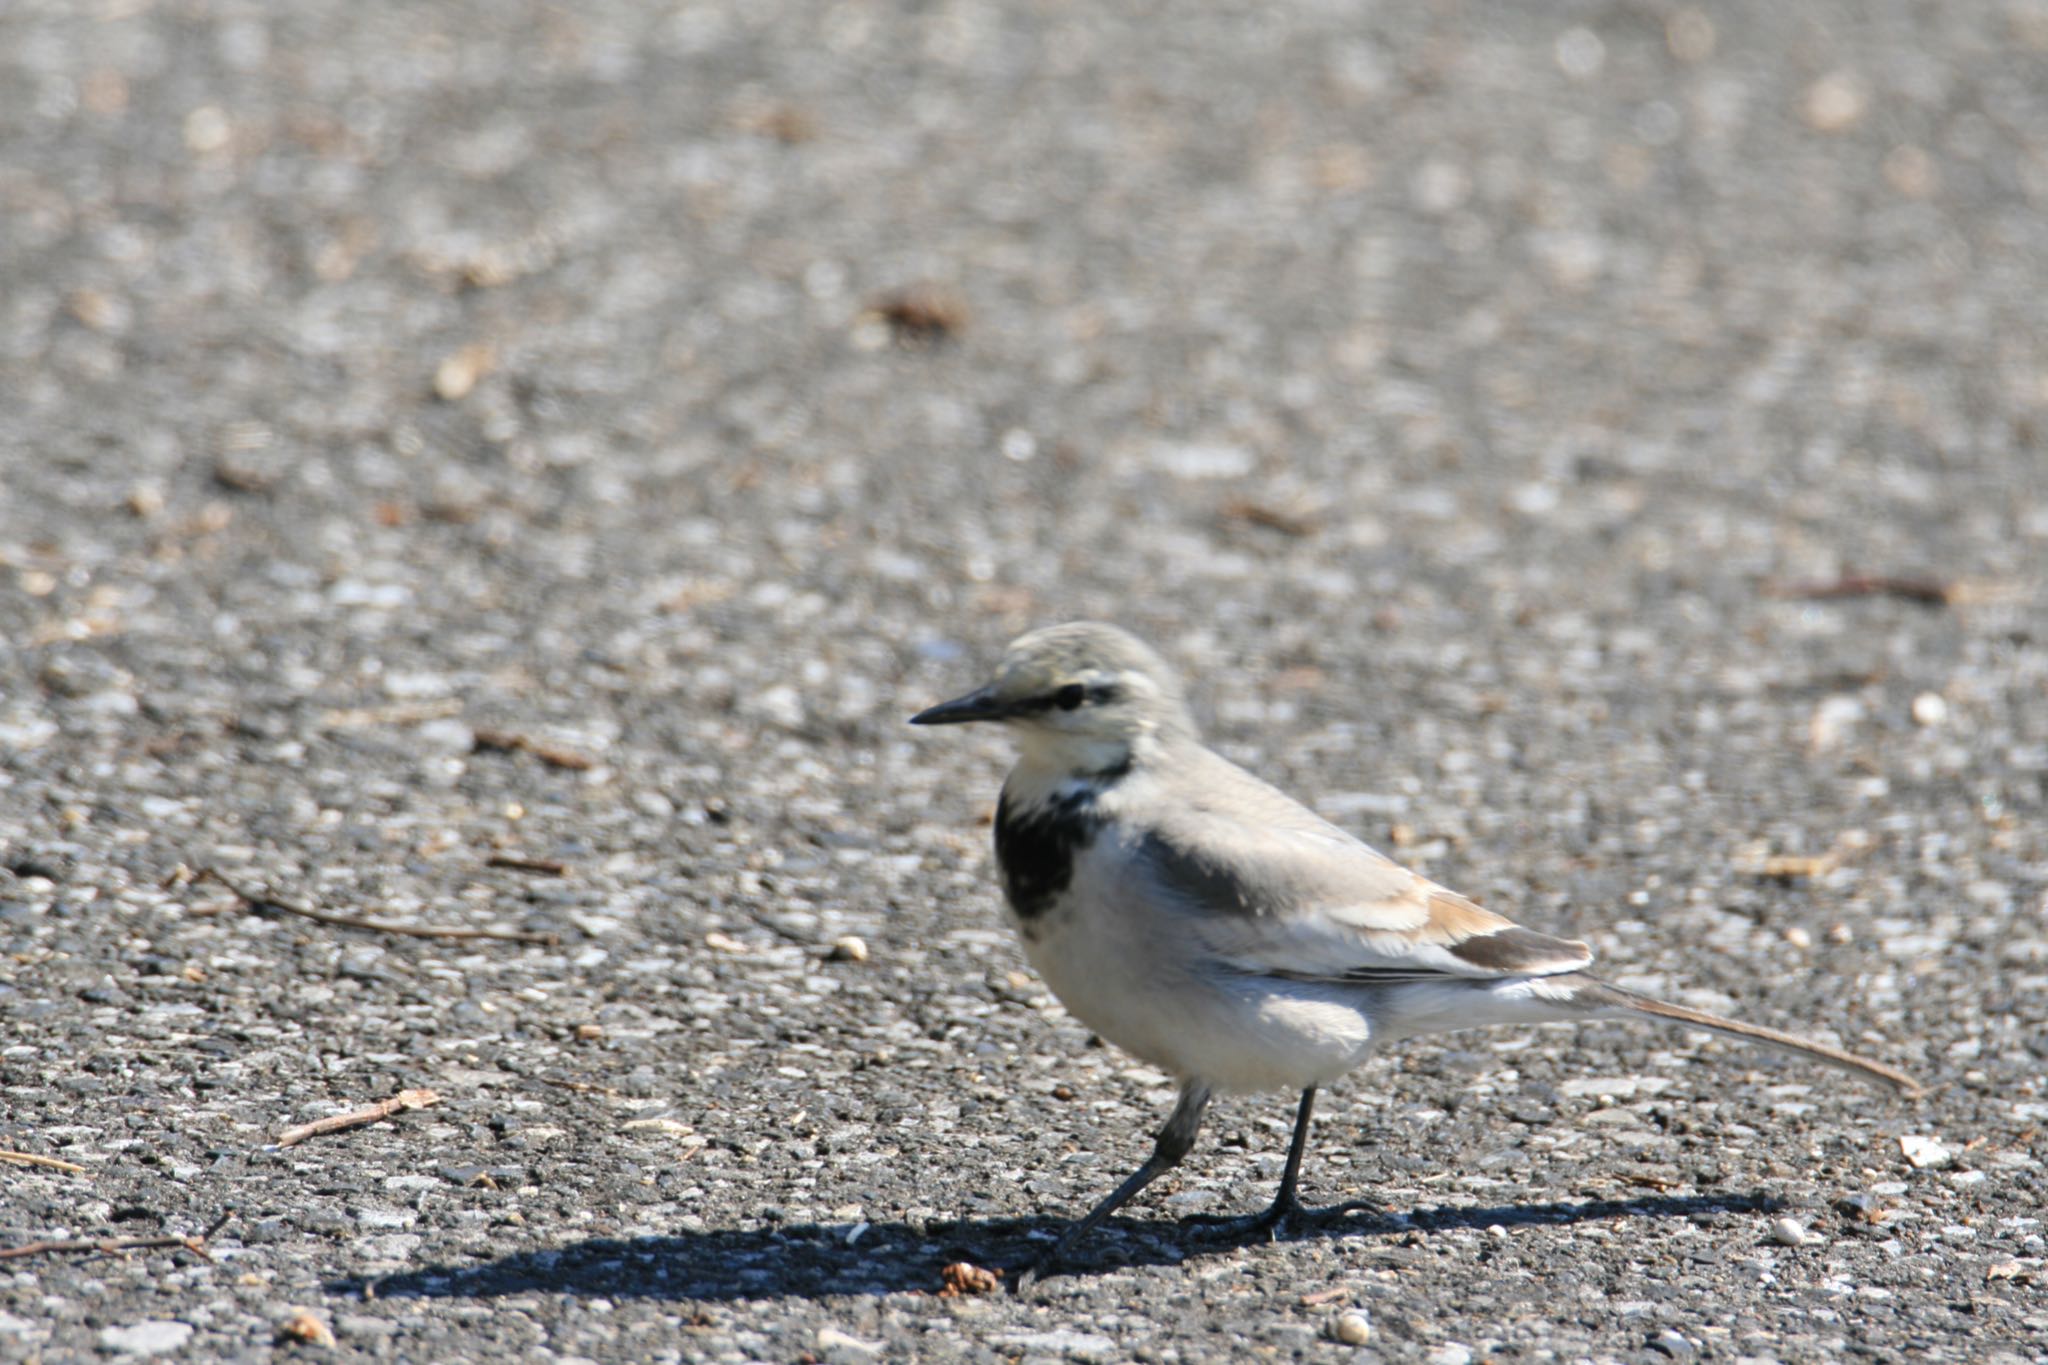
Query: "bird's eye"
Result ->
[[1055, 683, 1086, 711]]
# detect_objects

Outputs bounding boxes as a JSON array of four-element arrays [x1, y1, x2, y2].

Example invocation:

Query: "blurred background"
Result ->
[[2, 0, 2045, 1357]]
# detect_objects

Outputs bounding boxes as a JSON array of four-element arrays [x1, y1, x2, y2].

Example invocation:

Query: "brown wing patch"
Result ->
[[1422, 886, 1515, 941], [1448, 925, 1594, 974], [1423, 883, 1592, 976]]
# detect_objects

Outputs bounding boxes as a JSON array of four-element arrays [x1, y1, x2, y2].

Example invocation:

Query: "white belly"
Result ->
[[1013, 889, 1379, 1094]]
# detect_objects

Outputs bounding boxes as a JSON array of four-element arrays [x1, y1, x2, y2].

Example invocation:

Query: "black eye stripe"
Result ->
[[1016, 680, 1124, 714]]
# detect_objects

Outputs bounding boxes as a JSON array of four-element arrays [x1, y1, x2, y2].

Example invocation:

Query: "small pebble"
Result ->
[[277, 1307, 337, 1348], [1650, 1328, 1697, 1358], [100, 1321, 194, 1356], [816, 1326, 884, 1360], [828, 934, 869, 963], [1808, 695, 1864, 750], [1900, 1135, 1952, 1169], [183, 105, 232, 152], [1770, 1217, 1809, 1247], [433, 343, 496, 401], [1803, 71, 1868, 132], [1911, 692, 1947, 727], [1332, 1311, 1372, 1346]]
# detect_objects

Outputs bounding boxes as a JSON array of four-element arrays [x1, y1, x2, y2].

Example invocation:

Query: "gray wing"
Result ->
[[1119, 746, 1592, 982]]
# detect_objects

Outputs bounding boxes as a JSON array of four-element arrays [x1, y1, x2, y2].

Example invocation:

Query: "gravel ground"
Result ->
[[4, 0, 2047, 1360]]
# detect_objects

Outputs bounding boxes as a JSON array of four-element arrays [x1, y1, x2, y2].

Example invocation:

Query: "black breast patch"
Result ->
[[993, 787, 1107, 920]]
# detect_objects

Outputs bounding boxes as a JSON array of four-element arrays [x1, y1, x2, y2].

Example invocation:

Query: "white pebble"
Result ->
[[1000, 428, 1038, 462], [829, 934, 869, 963], [1900, 1135, 1952, 1169], [1911, 692, 1947, 727], [1770, 1217, 1809, 1247], [1808, 695, 1864, 750], [183, 106, 232, 153], [100, 1321, 194, 1356], [1148, 440, 1255, 479], [816, 1326, 884, 1359], [1803, 71, 1869, 132], [1332, 1311, 1372, 1345]]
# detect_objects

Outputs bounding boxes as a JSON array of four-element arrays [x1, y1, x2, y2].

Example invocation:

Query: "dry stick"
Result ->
[[0, 1151, 88, 1174], [1220, 496, 1320, 538], [1765, 575, 1954, 606], [1, 1210, 233, 1263], [198, 867, 557, 945], [275, 1089, 442, 1149], [485, 853, 568, 876], [471, 728, 596, 770]]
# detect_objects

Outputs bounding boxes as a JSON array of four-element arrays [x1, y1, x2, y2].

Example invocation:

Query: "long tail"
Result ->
[[1568, 977, 1922, 1094]]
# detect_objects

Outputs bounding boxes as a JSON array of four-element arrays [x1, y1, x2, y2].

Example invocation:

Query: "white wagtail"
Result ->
[[911, 622, 1920, 1283]]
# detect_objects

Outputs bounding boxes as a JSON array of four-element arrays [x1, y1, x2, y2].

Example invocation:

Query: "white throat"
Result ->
[[1007, 724, 1167, 797]]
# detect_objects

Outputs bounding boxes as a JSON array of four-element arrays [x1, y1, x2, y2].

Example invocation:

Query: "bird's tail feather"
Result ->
[[1567, 977, 1922, 1094]]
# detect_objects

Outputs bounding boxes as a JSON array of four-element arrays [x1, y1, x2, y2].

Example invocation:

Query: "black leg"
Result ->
[[1189, 1085, 1378, 1243], [1268, 1084, 1318, 1215], [1017, 1082, 1211, 1289]]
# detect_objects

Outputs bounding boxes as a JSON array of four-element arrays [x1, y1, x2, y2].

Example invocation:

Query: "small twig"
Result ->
[[864, 284, 968, 344], [1220, 496, 1321, 538], [527, 741, 596, 771], [1764, 575, 1954, 607], [0, 1151, 88, 1174], [1, 1210, 232, 1263], [1760, 852, 1841, 882], [276, 1089, 441, 1149], [534, 1075, 622, 1097], [197, 867, 557, 945], [319, 698, 467, 728], [485, 853, 567, 876], [471, 728, 596, 770]]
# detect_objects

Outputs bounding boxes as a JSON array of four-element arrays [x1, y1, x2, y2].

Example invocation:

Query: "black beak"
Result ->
[[909, 685, 1008, 726]]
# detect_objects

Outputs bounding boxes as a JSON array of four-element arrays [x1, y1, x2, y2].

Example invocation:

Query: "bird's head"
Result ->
[[910, 621, 1195, 771]]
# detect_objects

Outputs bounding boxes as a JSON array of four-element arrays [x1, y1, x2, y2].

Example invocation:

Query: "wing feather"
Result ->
[[1123, 747, 1592, 982]]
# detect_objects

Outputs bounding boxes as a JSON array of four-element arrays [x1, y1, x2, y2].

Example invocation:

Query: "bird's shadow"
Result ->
[[341, 1193, 1780, 1303]]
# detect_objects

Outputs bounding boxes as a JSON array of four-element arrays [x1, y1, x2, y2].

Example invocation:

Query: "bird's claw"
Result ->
[[1186, 1196, 1379, 1244]]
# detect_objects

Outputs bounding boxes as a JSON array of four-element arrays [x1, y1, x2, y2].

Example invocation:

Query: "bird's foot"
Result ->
[[1185, 1194, 1379, 1244], [1010, 1227, 1093, 1294]]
